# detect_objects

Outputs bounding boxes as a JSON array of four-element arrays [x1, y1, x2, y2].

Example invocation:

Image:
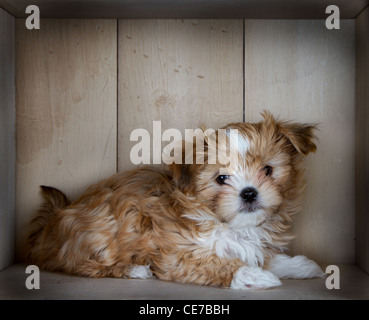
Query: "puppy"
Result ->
[[27, 111, 324, 290]]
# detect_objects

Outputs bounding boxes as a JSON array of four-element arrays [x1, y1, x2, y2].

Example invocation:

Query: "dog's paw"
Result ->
[[267, 254, 325, 279], [129, 265, 154, 279], [230, 266, 282, 290]]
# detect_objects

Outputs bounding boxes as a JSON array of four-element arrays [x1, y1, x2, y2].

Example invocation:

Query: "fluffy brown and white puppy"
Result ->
[[27, 112, 324, 290]]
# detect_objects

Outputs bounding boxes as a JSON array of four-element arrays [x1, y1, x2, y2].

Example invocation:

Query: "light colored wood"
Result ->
[[356, 7, 369, 275], [0, 0, 367, 19], [244, 20, 356, 264], [16, 19, 117, 260], [118, 20, 243, 171], [0, 8, 15, 271], [1, 263, 369, 299]]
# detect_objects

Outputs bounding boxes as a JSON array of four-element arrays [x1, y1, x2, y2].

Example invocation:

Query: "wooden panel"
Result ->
[[118, 20, 243, 171], [0, 8, 15, 271], [356, 7, 369, 274], [0, 0, 368, 19], [16, 19, 117, 260], [244, 20, 355, 264]]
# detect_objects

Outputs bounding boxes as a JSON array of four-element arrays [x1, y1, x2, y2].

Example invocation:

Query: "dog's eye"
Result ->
[[216, 175, 229, 185], [263, 166, 273, 177]]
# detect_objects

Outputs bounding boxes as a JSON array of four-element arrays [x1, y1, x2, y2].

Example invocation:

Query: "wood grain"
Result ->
[[356, 7, 369, 274], [15, 19, 117, 260], [244, 20, 356, 264], [118, 20, 243, 171], [0, 8, 15, 271]]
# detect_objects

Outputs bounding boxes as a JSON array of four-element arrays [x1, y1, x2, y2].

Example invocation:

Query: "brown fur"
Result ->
[[27, 112, 317, 288]]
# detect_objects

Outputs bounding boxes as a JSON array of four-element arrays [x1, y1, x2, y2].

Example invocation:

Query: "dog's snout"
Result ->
[[240, 187, 258, 203]]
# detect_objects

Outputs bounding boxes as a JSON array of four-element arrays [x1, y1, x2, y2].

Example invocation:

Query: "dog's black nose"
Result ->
[[240, 187, 258, 203]]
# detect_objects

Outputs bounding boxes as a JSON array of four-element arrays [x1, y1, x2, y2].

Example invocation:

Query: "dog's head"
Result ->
[[169, 111, 317, 230]]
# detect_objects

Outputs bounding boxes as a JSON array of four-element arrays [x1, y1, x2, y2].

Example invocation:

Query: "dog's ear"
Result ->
[[166, 138, 202, 192], [279, 122, 318, 156], [260, 110, 317, 156], [169, 162, 199, 192]]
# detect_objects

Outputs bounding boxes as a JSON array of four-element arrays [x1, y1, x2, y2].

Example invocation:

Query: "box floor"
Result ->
[[0, 263, 368, 300]]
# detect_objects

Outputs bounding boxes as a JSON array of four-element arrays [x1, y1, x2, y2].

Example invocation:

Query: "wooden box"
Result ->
[[0, 0, 368, 299]]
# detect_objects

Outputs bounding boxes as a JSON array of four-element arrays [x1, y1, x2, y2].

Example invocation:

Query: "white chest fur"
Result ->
[[198, 223, 267, 267]]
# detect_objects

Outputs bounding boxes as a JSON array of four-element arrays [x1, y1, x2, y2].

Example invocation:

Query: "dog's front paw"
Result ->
[[267, 254, 325, 279], [230, 266, 281, 290]]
